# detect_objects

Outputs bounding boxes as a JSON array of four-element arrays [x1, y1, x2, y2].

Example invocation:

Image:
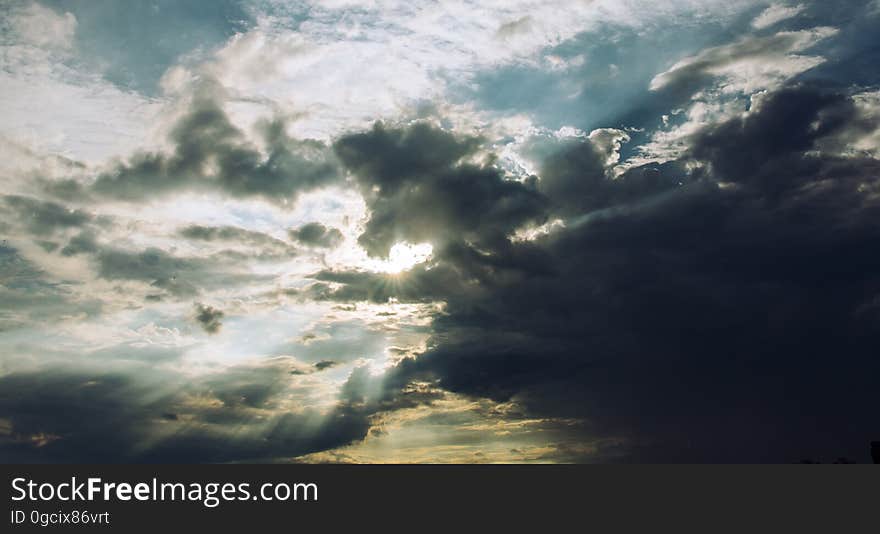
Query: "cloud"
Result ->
[[1, 195, 92, 236], [179, 224, 298, 257], [752, 4, 806, 30], [2, 0, 878, 464], [0, 2, 160, 163], [325, 84, 880, 462], [193, 303, 224, 334], [33, 0, 252, 94], [533, 128, 672, 216], [814, 89, 880, 158], [650, 27, 837, 95], [95, 247, 200, 297], [207, 0, 738, 138], [0, 244, 102, 332], [0, 360, 374, 462], [297, 393, 616, 463], [314, 360, 338, 371], [687, 86, 870, 191], [334, 121, 547, 257], [90, 92, 341, 205], [59, 230, 99, 256], [309, 264, 463, 304], [496, 16, 534, 40], [77, 242, 273, 299], [271, 319, 390, 365], [7, 2, 77, 51], [289, 223, 343, 248]]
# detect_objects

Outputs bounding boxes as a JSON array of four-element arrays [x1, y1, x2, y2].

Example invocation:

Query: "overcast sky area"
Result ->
[[0, 0, 878, 463]]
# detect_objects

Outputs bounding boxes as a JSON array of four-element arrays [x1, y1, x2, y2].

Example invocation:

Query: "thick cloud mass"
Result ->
[[91, 95, 340, 204], [2, 0, 879, 464], [324, 85, 880, 462], [334, 122, 547, 257], [0, 362, 372, 463]]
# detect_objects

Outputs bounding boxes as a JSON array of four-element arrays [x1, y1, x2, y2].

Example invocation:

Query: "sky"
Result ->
[[0, 0, 878, 463]]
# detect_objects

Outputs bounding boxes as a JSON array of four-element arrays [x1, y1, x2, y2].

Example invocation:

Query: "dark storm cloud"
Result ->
[[193, 303, 224, 334], [288, 222, 343, 248], [91, 95, 340, 204], [334, 122, 547, 257], [797, 0, 880, 87], [688, 86, 878, 194], [0, 357, 383, 462], [1, 195, 91, 236], [535, 134, 688, 217], [323, 84, 880, 462]]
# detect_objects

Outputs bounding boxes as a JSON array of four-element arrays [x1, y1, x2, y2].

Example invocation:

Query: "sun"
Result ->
[[377, 242, 433, 274]]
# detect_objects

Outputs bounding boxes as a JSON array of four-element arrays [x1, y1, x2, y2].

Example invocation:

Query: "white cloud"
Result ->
[[0, 0, 765, 164], [588, 128, 631, 168], [626, 98, 744, 167], [813, 90, 880, 159], [752, 3, 805, 30], [6, 2, 77, 51], [0, 0, 776, 398], [650, 27, 837, 94], [0, 3, 162, 163], [637, 22, 839, 169], [0, 73, 162, 163], [203, 0, 764, 139]]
